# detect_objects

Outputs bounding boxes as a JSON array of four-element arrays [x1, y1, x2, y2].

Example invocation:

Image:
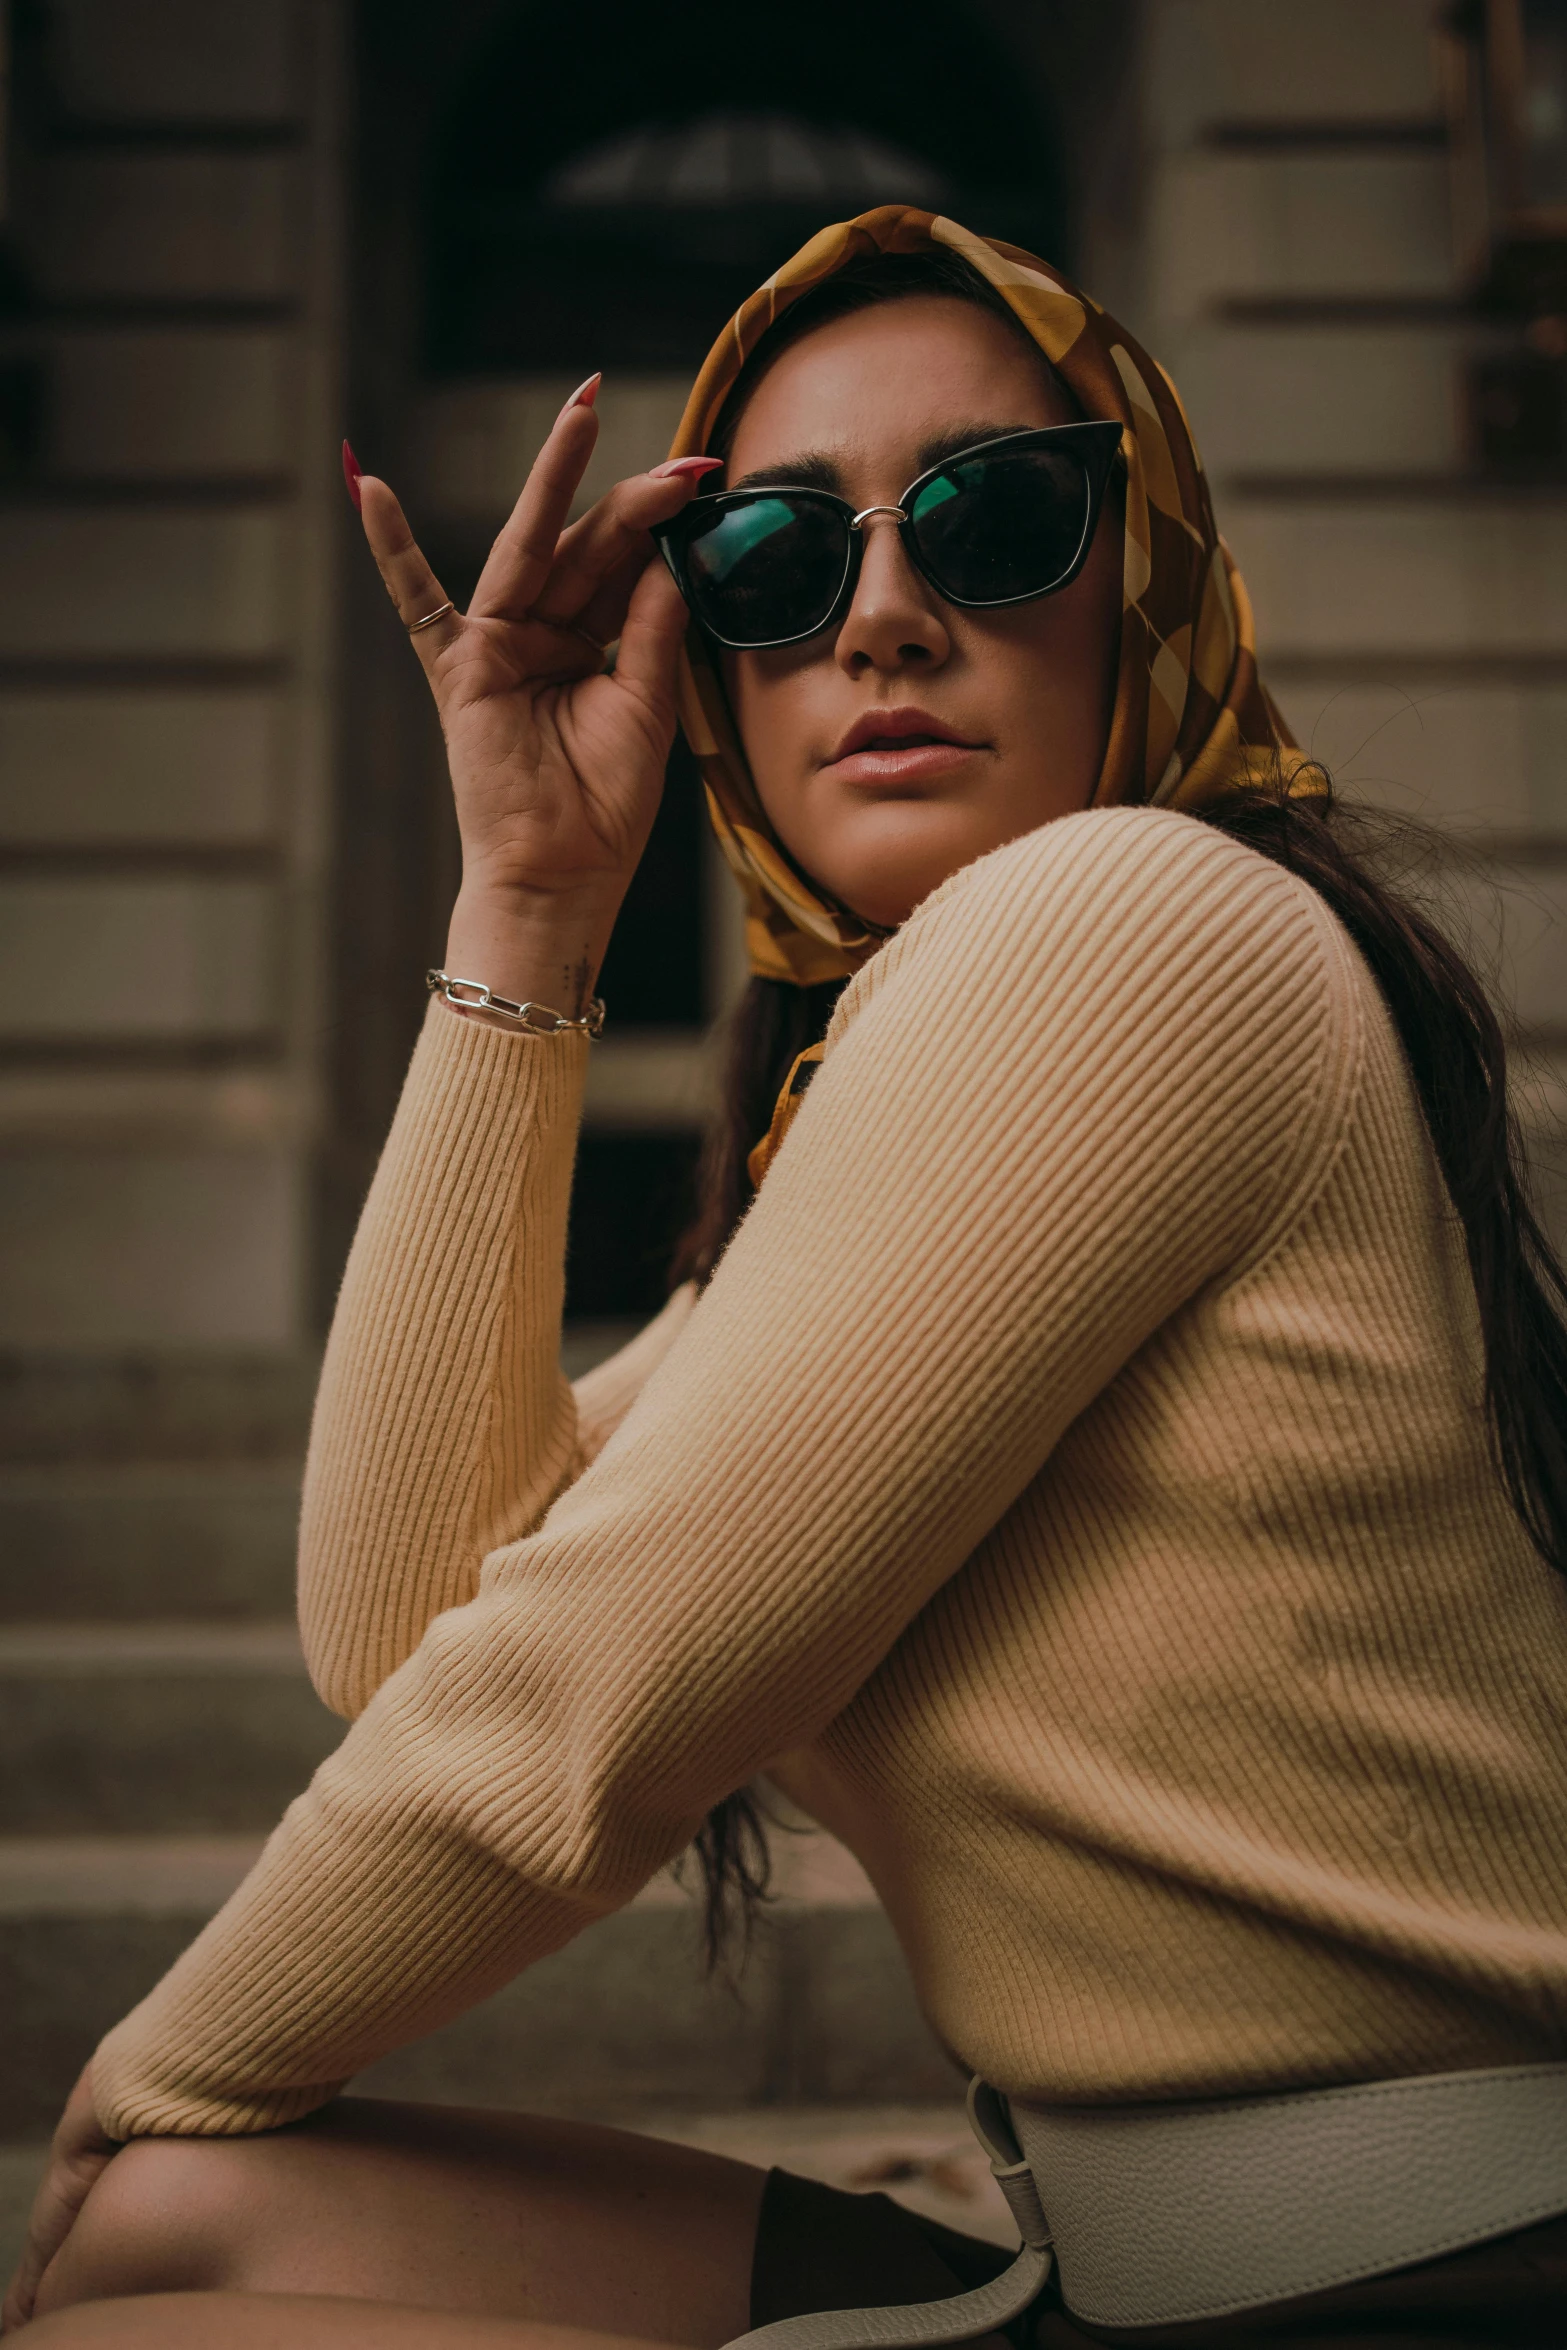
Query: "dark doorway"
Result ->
[[425, 0, 1067, 374], [323, 0, 1112, 1328]]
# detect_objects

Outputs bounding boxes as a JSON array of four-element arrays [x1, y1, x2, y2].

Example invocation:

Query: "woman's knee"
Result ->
[[35, 2135, 264, 2313]]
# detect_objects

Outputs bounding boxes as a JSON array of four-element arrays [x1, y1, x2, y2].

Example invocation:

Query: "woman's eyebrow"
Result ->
[[724, 453, 842, 495], [913, 422, 1047, 474], [724, 424, 1051, 500]]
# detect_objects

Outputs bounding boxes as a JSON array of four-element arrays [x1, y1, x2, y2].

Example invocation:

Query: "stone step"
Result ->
[[632, 2105, 1016, 2245], [0, 1139, 300, 1356], [0, 507, 286, 663], [0, 1339, 616, 1469], [0, 869, 276, 1049], [33, 325, 295, 481], [1228, 489, 1567, 664], [0, 1622, 339, 1833], [1151, 148, 1452, 318], [0, 1464, 300, 1622], [46, 0, 302, 125], [22, 151, 298, 308], [1269, 677, 1567, 840], [0, 1354, 318, 1469], [1170, 0, 1441, 125], [0, 1831, 960, 2140], [1169, 320, 1484, 481]]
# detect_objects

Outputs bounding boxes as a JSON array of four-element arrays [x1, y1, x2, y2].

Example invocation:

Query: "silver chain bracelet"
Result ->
[[426, 969, 606, 1038]]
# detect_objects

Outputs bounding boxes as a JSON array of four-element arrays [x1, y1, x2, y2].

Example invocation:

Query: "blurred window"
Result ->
[[540, 111, 951, 211], [425, 0, 1065, 372], [1521, 0, 1567, 210]]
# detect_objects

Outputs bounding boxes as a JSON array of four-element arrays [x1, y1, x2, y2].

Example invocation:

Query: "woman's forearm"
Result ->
[[299, 397, 692, 1718], [297, 995, 589, 1719]]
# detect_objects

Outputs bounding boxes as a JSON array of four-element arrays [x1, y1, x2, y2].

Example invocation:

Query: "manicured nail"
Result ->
[[651, 456, 723, 482], [558, 373, 602, 419], [341, 439, 362, 511]]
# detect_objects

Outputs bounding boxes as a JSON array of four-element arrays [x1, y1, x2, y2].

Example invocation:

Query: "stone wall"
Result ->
[[1143, 0, 1567, 1211], [0, 0, 343, 1371]]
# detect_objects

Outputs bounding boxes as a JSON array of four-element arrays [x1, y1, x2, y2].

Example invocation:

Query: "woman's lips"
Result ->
[[825, 737, 985, 789]]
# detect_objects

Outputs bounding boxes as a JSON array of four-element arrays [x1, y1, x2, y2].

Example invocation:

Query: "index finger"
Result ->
[[468, 378, 605, 624], [358, 476, 462, 664], [530, 458, 722, 630]]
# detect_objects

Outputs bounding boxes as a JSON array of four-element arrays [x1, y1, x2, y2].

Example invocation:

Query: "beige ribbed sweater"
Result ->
[[93, 808, 1567, 2138]]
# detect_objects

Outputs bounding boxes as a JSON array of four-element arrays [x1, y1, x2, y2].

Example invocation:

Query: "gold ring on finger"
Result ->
[[407, 601, 456, 635]]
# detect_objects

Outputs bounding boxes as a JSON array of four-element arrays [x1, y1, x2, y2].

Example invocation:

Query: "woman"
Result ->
[[8, 207, 1567, 2348]]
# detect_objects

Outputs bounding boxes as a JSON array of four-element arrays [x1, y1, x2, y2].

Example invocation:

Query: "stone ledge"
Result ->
[[0, 1825, 874, 1923], [0, 1845, 947, 2138], [0, 1630, 339, 1833], [0, 1351, 318, 1464], [0, 1461, 300, 1622]]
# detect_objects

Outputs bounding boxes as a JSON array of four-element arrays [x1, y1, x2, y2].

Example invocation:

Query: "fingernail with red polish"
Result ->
[[651, 456, 724, 482], [559, 373, 602, 419], [341, 439, 363, 510]]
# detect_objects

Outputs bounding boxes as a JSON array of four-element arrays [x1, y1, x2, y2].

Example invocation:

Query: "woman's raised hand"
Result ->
[[349, 376, 718, 1015]]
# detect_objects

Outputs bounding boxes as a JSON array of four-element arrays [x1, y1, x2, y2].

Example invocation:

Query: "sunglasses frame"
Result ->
[[650, 420, 1126, 653]]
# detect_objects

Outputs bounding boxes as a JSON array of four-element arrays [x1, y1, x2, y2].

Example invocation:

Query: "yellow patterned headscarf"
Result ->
[[667, 205, 1315, 988]]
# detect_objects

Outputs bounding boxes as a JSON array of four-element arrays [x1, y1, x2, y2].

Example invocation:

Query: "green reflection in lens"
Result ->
[[695, 498, 800, 587], [910, 473, 962, 521]]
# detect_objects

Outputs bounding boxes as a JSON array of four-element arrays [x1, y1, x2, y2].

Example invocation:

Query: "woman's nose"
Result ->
[[833, 512, 951, 676]]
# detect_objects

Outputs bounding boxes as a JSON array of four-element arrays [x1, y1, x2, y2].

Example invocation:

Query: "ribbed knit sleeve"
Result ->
[[297, 1002, 589, 1719], [91, 809, 1359, 2137]]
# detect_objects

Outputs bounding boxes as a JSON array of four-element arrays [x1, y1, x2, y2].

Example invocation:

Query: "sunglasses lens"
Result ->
[[908, 445, 1092, 604], [679, 495, 849, 644]]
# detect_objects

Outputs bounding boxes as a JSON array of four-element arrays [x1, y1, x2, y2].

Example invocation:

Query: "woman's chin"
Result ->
[[814, 812, 1022, 932], [835, 869, 969, 931]]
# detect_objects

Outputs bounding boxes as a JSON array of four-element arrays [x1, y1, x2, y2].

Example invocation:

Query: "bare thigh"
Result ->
[[28, 2292, 666, 2350], [36, 2099, 769, 2345]]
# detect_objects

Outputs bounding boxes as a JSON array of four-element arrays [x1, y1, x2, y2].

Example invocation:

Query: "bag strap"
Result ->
[[718, 2081, 1053, 2350]]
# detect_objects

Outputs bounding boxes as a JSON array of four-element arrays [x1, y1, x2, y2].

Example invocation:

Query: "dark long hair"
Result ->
[[670, 258, 1567, 1962]]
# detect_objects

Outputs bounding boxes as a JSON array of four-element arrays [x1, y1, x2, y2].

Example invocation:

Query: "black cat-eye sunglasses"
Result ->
[[649, 420, 1124, 652]]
